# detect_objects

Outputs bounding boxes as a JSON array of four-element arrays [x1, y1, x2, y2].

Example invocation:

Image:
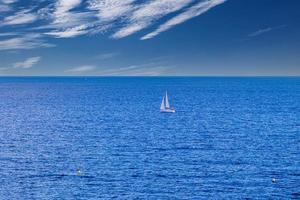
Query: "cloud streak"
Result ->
[[45, 25, 88, 38], [248, 25, 286, 37], [0, 0, 17, 12], [94, 52, 119, 60], [13, 56, 41, 69], [0, 4, 10, 12], [0, 0, 227, 50], [54, 0, 82, 23], [0, 33, 55, 51], [112, 0, 193, 39], [141, 0, 226, 40], [97, 61, 171, 76], [1, 0, 18, 4], [2, 9, 37, 25], [65, 65, 96, 73], [89, 0, 136, 21]]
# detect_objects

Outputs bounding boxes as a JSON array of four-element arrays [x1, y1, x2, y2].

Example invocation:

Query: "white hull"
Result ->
[[160, 109, 175, 113]]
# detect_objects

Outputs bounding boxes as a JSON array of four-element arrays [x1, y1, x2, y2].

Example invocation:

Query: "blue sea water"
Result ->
[[0, 77, 299, 199]]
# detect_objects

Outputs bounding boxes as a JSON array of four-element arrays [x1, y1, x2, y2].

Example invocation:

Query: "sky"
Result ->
[[0, 0, 299, 76]]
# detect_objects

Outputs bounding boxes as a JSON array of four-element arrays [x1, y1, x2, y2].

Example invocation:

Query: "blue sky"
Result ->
[[0, 0, 299, 76]]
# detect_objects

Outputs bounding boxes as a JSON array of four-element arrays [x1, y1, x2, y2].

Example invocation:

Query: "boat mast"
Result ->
[[165, 91, 170, 109]]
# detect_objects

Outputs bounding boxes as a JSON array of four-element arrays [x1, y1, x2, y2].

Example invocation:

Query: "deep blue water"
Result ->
[[0, 77, 299, 199]]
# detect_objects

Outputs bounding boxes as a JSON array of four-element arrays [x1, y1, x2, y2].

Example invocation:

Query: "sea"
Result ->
[[0, 77, 299, 199]]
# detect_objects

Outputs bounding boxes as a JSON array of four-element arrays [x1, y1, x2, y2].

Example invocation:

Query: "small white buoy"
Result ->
[[272, 178, 276, 183]]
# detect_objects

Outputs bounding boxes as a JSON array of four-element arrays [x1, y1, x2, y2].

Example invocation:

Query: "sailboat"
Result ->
[[160, 91, 175, 113]]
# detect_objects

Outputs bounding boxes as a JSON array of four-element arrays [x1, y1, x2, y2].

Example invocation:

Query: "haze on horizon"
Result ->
[[0, 0, 299, 76]]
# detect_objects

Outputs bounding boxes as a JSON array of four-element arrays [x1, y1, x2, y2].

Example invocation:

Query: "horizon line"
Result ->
[[0, 75, 299, 78]]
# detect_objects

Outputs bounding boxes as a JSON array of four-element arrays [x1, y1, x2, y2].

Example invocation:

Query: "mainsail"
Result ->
[[165, 92, 170, 108], [160, 96, 165, 110]]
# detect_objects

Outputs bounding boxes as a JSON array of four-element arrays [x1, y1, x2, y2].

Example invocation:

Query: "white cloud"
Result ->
[[41, 0, 97, 39], [0, 0, 227, 51], [13, 56, 41, 69], [88, 0, 136, 22], [0, 32, 18, 36], [95, 52, 119, 60], [0, 4, 11, 12], [2, 10, 37, 25], [56, 0, 81, 12], [54, 0, 82, 24], [0, 33, 54, 50], [1, 0, 18, 4], [141, 0, 226, 40], [248, 25, 286, 37], [45, 25, 88, 38], [112, 23, 145, 39], [0, 0, 17, 12], [98, 61, 170, 76], [65, 65, 96, 73], [112, 0, 193, 39]]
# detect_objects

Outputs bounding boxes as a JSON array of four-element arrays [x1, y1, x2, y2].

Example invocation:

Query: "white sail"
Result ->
[[160, 96, 165, 110], [165, 91, 170, 108], [160, 91, 175, 113]]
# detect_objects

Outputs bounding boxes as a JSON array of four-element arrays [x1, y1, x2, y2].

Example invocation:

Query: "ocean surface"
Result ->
[[0, 77, 299, 199]]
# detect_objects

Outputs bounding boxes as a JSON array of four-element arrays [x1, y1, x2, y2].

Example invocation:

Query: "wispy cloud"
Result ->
[[42, 0, 97, 38], [13, 56, 41, 69], [112, 0, 193, 39], [0, 0, 17, 12], [2, 9, 37, 25], [98, 61, 170, 76], [45, 25, 88, 38], [88, 0, 136, 22], [94, 52, 119, 60], [0, 4, 10, 12], [1, 0, 18, 4], [0, 33, 55, 51], [54, 0, 82, 24], [248, 25, 286, 37], [0, 0, 227, 51], [0, 32, 18, 37], [141, 0, 226, 40], [65, 65, 96, 73]]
